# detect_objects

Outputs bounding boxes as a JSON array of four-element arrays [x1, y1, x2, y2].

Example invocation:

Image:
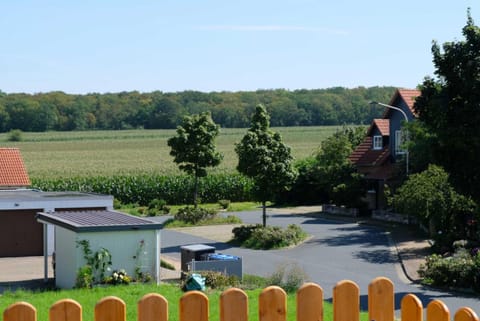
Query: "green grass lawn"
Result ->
[[0, 126, 342, 179], [0, 282, 369, 321]]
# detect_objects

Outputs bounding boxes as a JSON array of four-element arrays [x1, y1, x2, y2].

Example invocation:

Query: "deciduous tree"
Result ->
[[391, 165, 476, 245], [235, 104, 297, 226], [167, 112, 223, 208], [414, 12, 480, 203], [283, 126, 366, 207]]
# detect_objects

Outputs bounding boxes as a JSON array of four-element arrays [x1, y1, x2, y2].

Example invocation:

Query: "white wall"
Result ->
[[54, 227, 77, 289], [54, 228, 160, 289]]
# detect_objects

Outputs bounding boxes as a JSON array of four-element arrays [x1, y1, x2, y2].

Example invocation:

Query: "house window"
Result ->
[[373, 135, 383, 150], [395, 130, 406, 154]]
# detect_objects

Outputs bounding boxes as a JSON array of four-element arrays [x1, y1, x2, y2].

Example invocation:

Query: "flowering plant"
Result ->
[[104, 269, 131, 285]]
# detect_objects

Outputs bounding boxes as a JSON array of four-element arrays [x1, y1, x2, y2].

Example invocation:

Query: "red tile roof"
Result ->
[[348, 137, 391, 167], [0, 148, 31, 187], [388, 88, 421, 116], [367, 119, 390, 136]]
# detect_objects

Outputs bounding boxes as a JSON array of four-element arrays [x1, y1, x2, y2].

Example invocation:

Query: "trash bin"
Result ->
[[203, 253, 240, 261], [185, 273, 205, 291], [180, 244, 215, 272]]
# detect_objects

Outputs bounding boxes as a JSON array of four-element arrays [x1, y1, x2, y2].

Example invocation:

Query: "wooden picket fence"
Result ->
[[3, 277, 479, 321]]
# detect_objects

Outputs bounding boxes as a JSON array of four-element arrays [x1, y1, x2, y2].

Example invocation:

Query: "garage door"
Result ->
[[0, 209, 43, 257]]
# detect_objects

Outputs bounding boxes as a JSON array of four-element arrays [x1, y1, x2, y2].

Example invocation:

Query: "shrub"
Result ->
[[113, 198, 122, 209], [136, 206, 148, 215], [233, 224, 307, 250], [146, 208, 158, 217], [232, 224, 263, 243], [75, 265, 93, 289], [419, 248, 480, 290], [199, 271, 240, 289], [218, 199, 231, 209], [134, 268, 153, 283], [221, 215, 242, 224], [7, 129, 23, 142], [148, 198, 170, 214], [174, 206, 217, 224], [267, 262, 309, 292]]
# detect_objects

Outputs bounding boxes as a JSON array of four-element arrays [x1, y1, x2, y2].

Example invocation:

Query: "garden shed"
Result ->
[[36, 209, 162, 289]]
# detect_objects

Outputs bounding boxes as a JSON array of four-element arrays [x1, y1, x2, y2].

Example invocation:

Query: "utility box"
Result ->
[[180, 244, 215, 272]]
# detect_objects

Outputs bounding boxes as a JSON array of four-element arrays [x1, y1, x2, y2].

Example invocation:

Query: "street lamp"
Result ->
[[369, 101, 409, 176]]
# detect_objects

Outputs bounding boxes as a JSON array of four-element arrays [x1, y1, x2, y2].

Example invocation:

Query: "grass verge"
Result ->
[[0, 282, 369, 321], [118, 202, 264, 217], [162, 215, 241, 228]]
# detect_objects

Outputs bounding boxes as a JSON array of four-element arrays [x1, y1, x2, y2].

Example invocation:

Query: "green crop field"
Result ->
[[0, 126, 344, 179]]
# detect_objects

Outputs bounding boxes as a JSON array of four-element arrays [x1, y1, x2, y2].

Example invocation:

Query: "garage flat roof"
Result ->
[[0, 189, 111, 201], [0, 189, 113, 211], [37, 210, 163, 232]]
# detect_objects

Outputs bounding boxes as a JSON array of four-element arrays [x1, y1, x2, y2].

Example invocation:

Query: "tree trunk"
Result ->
[[262, 200, 267, 227], [193, 175, 199, 209]]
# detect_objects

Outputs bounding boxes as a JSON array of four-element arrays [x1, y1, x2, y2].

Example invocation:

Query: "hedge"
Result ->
[[31, 173, 254, 206]]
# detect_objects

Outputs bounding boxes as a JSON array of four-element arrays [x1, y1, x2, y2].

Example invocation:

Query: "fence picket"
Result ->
[[179, 291, 208, 321], [220, 288, 248, 321], [369, 277, 394, 321], [50, 299, 82, 321], [3, 302, 37, 321], [455, 307, 479, 321], [333, 280, 359, 321], [427, 300, 450, 321], [297, 282, 323, 321], [259, 286, 287, 321], [138, 293, 168, 321], [3, 277, 480, 321], [401, 294, 423, 321], [95, 296, 126, 321]]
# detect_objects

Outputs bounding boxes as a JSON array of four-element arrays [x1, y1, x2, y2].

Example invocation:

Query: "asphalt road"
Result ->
[[157, 210, 480, 315]]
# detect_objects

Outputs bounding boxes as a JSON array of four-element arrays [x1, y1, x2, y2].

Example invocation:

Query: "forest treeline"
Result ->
[[0, 86, 396, 132]]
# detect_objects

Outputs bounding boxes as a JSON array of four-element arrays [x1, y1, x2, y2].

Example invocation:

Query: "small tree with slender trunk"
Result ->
[[167, 112, 222, 208], [235, 104, 297, 226]]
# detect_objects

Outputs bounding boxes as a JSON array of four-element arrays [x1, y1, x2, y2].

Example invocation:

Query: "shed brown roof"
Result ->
[[37, 210, 163, 232], [0, 148, 31, 187]]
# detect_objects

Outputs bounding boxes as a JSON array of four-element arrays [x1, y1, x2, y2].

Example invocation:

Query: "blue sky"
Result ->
[[1, 1, 478, 94]]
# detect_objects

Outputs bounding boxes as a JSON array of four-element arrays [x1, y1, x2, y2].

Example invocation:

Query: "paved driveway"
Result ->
[[159, 210, 480, 314]]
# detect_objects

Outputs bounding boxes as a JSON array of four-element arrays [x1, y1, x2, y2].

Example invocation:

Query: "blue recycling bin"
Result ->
[[204, 253, 240, 261]]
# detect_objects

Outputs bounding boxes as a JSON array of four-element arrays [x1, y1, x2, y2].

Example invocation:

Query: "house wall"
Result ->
[[55, 228, 159, 289], [388, 98, 415, 162], [371, 127, 381, 136]]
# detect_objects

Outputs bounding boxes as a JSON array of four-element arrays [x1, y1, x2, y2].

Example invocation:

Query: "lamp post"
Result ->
[[369, 101, 409, 176]]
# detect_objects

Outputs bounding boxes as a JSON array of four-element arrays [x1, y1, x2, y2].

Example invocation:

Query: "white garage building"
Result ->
[[37, 210, 162, 289]]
